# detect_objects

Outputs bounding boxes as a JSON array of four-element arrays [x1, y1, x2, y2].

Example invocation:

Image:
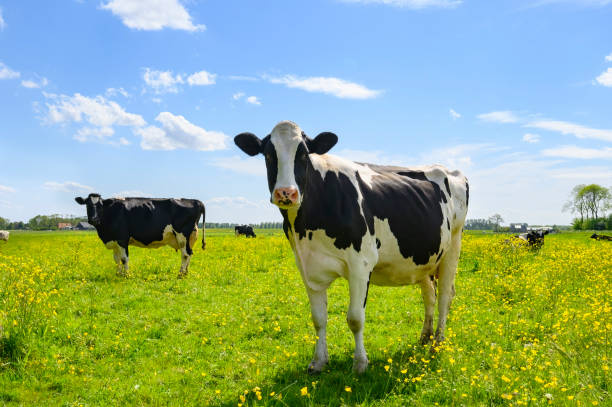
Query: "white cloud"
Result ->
[[73, 127, 129, 146], [228, 75, 259, 81], [525, 120, 612, 142], [105, 87, 130, 98], [101, 0, 205, 31], [0, 8, 6, 30], [210, 155, 266, 176], [143, 68, 184, 94], [44, 181, 94, 193], [246, 96, 261, 106], [21, 77, 48, 89], [522, 133, 540, 143], [477, 110, 520, 123], [595, 67, 612, 87], [232, 92, 245, 100], [112, 190, 151, 198], [449, 108, 461, 119], [542, 145, 612, 159], [606, 52, 612, 62], [44, 92, 146, 128], [0, 62, 20, 80], [0, 185, 15, 193], [187, 70, 216, 86], [265, 74, 381, 99], [529, 0, 612, 6], [341, 0, 462, 8], [206, 196, 261, 208], [136, 112, 227, 151]]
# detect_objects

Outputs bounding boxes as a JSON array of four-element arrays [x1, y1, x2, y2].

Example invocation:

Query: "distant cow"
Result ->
[[516, 230, 547, 248], [75, 193, 206, 277], [0, 231, 8, 241], [235, 225, 256, 238], [235, 121, 468, 374], [591, 233, 612, 241]]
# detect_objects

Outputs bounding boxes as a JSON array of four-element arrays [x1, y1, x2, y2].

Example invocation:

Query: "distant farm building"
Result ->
[[510, 223, 528, 233], [58, 222, 73, 230], [75, 222, 95, 231]]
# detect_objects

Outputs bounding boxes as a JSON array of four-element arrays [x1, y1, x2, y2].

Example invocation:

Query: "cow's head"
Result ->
[[234, 121, 337, 209], [75, 193, 104, 226]]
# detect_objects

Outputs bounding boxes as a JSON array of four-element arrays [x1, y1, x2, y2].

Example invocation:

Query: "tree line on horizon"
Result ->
[[563, 184, 612, 230]]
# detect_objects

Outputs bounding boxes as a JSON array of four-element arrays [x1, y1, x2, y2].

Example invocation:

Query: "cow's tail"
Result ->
[[199, 201, 206, 250]]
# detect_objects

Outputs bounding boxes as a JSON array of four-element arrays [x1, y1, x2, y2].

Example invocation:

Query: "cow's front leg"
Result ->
[[112, 247, 123, 275], [419, 276, 436, 344], [347, 273, 370, 374], [306, 288, 329, 374]]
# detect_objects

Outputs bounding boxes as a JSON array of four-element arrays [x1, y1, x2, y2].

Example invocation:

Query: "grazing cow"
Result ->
[[516, 230, 547, 248], [591, 233, 612, 241], [0, 231, 8, 241], [235, 225, 256, 238], [235, 121, 469, 374], [75, 193, 206, 277]]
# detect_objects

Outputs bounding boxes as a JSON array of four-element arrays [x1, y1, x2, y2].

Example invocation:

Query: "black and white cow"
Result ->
[[516, 230, 547, 248], [235, 121, 469, 374], [235, 225, 256, 238], [75, 193, 206, 277]]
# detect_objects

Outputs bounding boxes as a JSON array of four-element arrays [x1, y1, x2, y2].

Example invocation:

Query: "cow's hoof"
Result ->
[[177, 272, 187, 279], [352, 358, 368, 374], [307, 359, 327, 375], [419, 332, 433, 345]]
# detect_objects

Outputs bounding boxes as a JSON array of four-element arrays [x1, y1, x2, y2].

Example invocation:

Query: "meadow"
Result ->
[[0, 229, 610, 406]]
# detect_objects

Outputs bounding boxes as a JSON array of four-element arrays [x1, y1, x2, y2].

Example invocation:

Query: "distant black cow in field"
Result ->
[[235, 225, 256, 238], [590, 233, 612, 241], [75, 193, 206, 277]]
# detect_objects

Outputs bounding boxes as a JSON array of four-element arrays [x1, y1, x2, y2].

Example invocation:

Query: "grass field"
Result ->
[[0, 229, 610, 406]]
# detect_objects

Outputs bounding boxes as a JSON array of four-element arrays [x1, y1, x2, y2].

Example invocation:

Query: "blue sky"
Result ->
[[1, 0, 611, 225]]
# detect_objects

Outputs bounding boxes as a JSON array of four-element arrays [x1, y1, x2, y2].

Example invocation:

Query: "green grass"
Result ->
[[0, 230, 610, 406]]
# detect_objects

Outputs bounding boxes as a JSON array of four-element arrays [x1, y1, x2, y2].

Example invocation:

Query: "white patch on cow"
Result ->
[[0, 230, 9, 241], [310, 153, 377, 188], [128, 224, 179, 249], [270, 121, 303, 198]]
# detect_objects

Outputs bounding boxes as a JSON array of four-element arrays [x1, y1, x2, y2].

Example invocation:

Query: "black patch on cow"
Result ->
[[293, 142, 310, 195], [376, 238, 381, 249], [260, 135, 278, 192], [436, 249, 444, 263], [429, 274, 435, 282], [465, 181, 469, 206], [356, 169, 444, 265], [441, 191, 447, 203], [235, 225, 256, 238], [280, 209, 291, 239], [292, 164, 368, 252], [363, 271, 373, 308], [447, 219, 450, 230], [444, 177, 451, 197], [308, 231, 313, 240]]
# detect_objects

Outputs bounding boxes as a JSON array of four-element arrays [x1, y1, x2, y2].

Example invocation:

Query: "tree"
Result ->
[[580, 184, 611, 220], [488, 214, 504, 232], [563, 184, 587, 222]]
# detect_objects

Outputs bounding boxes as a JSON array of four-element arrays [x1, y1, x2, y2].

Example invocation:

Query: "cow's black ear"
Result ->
[[234, 132, 263, 156], [308, 132, 338, 155], [75, 197, 86, 205]]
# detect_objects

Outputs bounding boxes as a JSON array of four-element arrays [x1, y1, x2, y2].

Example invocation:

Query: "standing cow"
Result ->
[[0, 231, 8, 241], [235, 225, 256, 238], [235, 121, 468, 374], [75, 193, 206, 277]]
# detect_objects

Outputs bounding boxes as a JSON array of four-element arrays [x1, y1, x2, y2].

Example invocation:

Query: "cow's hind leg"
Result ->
[[306, 288, 329, 374], [112, 246, 123, 275], [419, 276, 436, 344], [176, 232, 192, 278], [347, 272, 371, 374], [435, 232, 461, 343]]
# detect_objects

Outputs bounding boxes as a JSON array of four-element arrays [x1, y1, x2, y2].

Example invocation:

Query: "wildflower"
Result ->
[[384, 365, 390, 372], [345, 386, 352, 392], [300, 387, 308, 396]]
